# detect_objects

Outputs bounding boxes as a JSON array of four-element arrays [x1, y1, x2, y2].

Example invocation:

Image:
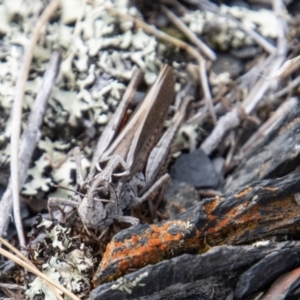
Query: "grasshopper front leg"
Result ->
[[47, 146, 84, 222], [47, 197, 78, 223]]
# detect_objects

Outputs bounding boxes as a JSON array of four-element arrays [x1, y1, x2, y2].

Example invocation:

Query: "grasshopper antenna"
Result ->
[[50, 183, 114, 203]]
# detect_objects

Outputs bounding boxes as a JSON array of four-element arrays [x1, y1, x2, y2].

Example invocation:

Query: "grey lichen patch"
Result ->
[[182, 4, 287, 50], [26, 218, 94, 299], [111, 271, 148, 294], [209, 71, 232, 96], [22, 154, 52, 196]]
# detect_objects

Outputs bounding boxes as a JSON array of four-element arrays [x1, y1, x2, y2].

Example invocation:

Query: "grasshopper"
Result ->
[[48, 65, 193, 230]]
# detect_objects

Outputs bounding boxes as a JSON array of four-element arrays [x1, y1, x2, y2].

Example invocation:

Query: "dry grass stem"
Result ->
[[198, 0, 276, 54], [201, 0, 288, 155], [240, 97, 297, 158], [9, 0, 60, 248], [0, 50, 61, 241], [0, 237, 70, 300], [161, 5, 216, 61], [273, 75, 300, 99]]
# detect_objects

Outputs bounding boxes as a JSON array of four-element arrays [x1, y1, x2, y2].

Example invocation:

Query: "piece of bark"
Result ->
[[261, 267, 300, 300], [90, 241, 300, 300], [225, 103, 300, 191], [93, 169, 300, 285], [235, 249, 299, 299]]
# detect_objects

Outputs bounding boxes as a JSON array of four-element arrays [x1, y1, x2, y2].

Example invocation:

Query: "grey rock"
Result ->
[[170, 149, 222, 189]]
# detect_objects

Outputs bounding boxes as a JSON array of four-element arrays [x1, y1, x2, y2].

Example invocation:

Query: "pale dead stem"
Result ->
[[0, 237, 80, 300], [0, 51, 61, 242], [9, 0, 60, 248], [197, 0, 276, 54], [105, 6, 217, 125], [201, 0, 289, 155], [161, 5, 217, 125], [160, 5, 216, 61], [241, 97, 297, 157]]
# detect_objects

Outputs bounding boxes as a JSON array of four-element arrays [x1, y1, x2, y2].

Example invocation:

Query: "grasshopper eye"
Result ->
[[97, 186, 109, 199]]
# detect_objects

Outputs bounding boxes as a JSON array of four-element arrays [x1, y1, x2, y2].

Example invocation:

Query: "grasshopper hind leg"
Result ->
[[131, 173, 170, 206]]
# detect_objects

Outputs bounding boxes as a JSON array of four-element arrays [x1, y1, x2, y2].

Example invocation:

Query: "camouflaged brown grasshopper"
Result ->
[[48, 65, 193, 230]]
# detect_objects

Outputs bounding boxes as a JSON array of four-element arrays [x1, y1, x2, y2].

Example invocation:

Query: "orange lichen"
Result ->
[[148, 239, 163, 247], [202, 199, 220, 214], [118, 248, 130, 256], [131, 235, 138, 244], [160, 243, 168, 251], [162, 222, 170, 231], [95, 177, 300, 287], [151, 225, 161, 233], [235, 187, 252, 198], [136, 245, 149, 255], [114, 241, 125, 248], [207, 227, 215, 234], [118, 259, 129, 271], [215, 217, 230, 230], [151, 232, 159, 239]]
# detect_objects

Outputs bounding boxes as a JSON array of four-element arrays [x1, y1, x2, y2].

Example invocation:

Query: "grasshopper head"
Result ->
[[78, 179, 117, 230]]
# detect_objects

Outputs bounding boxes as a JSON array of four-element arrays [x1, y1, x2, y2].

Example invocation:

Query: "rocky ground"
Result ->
[[1, 0, 300, 299]]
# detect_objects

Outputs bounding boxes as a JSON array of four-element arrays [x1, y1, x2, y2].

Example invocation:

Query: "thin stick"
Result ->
[[243, 0, 287, 114], [0, 237, 64, 300], [10, 0, 60, 248], [0, 238, 79, 300], [273, 75, 300, 99], [241, 97, 297, 158], [0, 51, 61, 240], [199, 59, 217, 125], [201, 0, 288, 155], [106, 6, 203, 62], [197, 0, 276, 54], [161, 5, 216, 61], [0, 283, 25, 290]]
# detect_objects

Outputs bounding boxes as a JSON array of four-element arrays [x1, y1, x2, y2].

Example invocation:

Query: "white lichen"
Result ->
[[26, 219, 94, 299], [111, 271, 148, 294]]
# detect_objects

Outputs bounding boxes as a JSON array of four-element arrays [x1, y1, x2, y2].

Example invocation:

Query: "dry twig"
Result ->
[[9, 0, 60, 247], [161, 5, 216, 61], [240, 97, 297, 158], [197, 0, 277, 54], [201, 0, 288, 155], [0, 51, 61, 239], [0, 237, 78, 300]]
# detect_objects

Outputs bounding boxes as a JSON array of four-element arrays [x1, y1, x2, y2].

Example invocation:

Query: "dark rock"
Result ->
[[211, 53, 243, 78], [90, 242, 300, 300], [170, 149, 222, 189], [225, 103, 300, 191], [235, 249, 299, 299], [164, 179, 200, 218]]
